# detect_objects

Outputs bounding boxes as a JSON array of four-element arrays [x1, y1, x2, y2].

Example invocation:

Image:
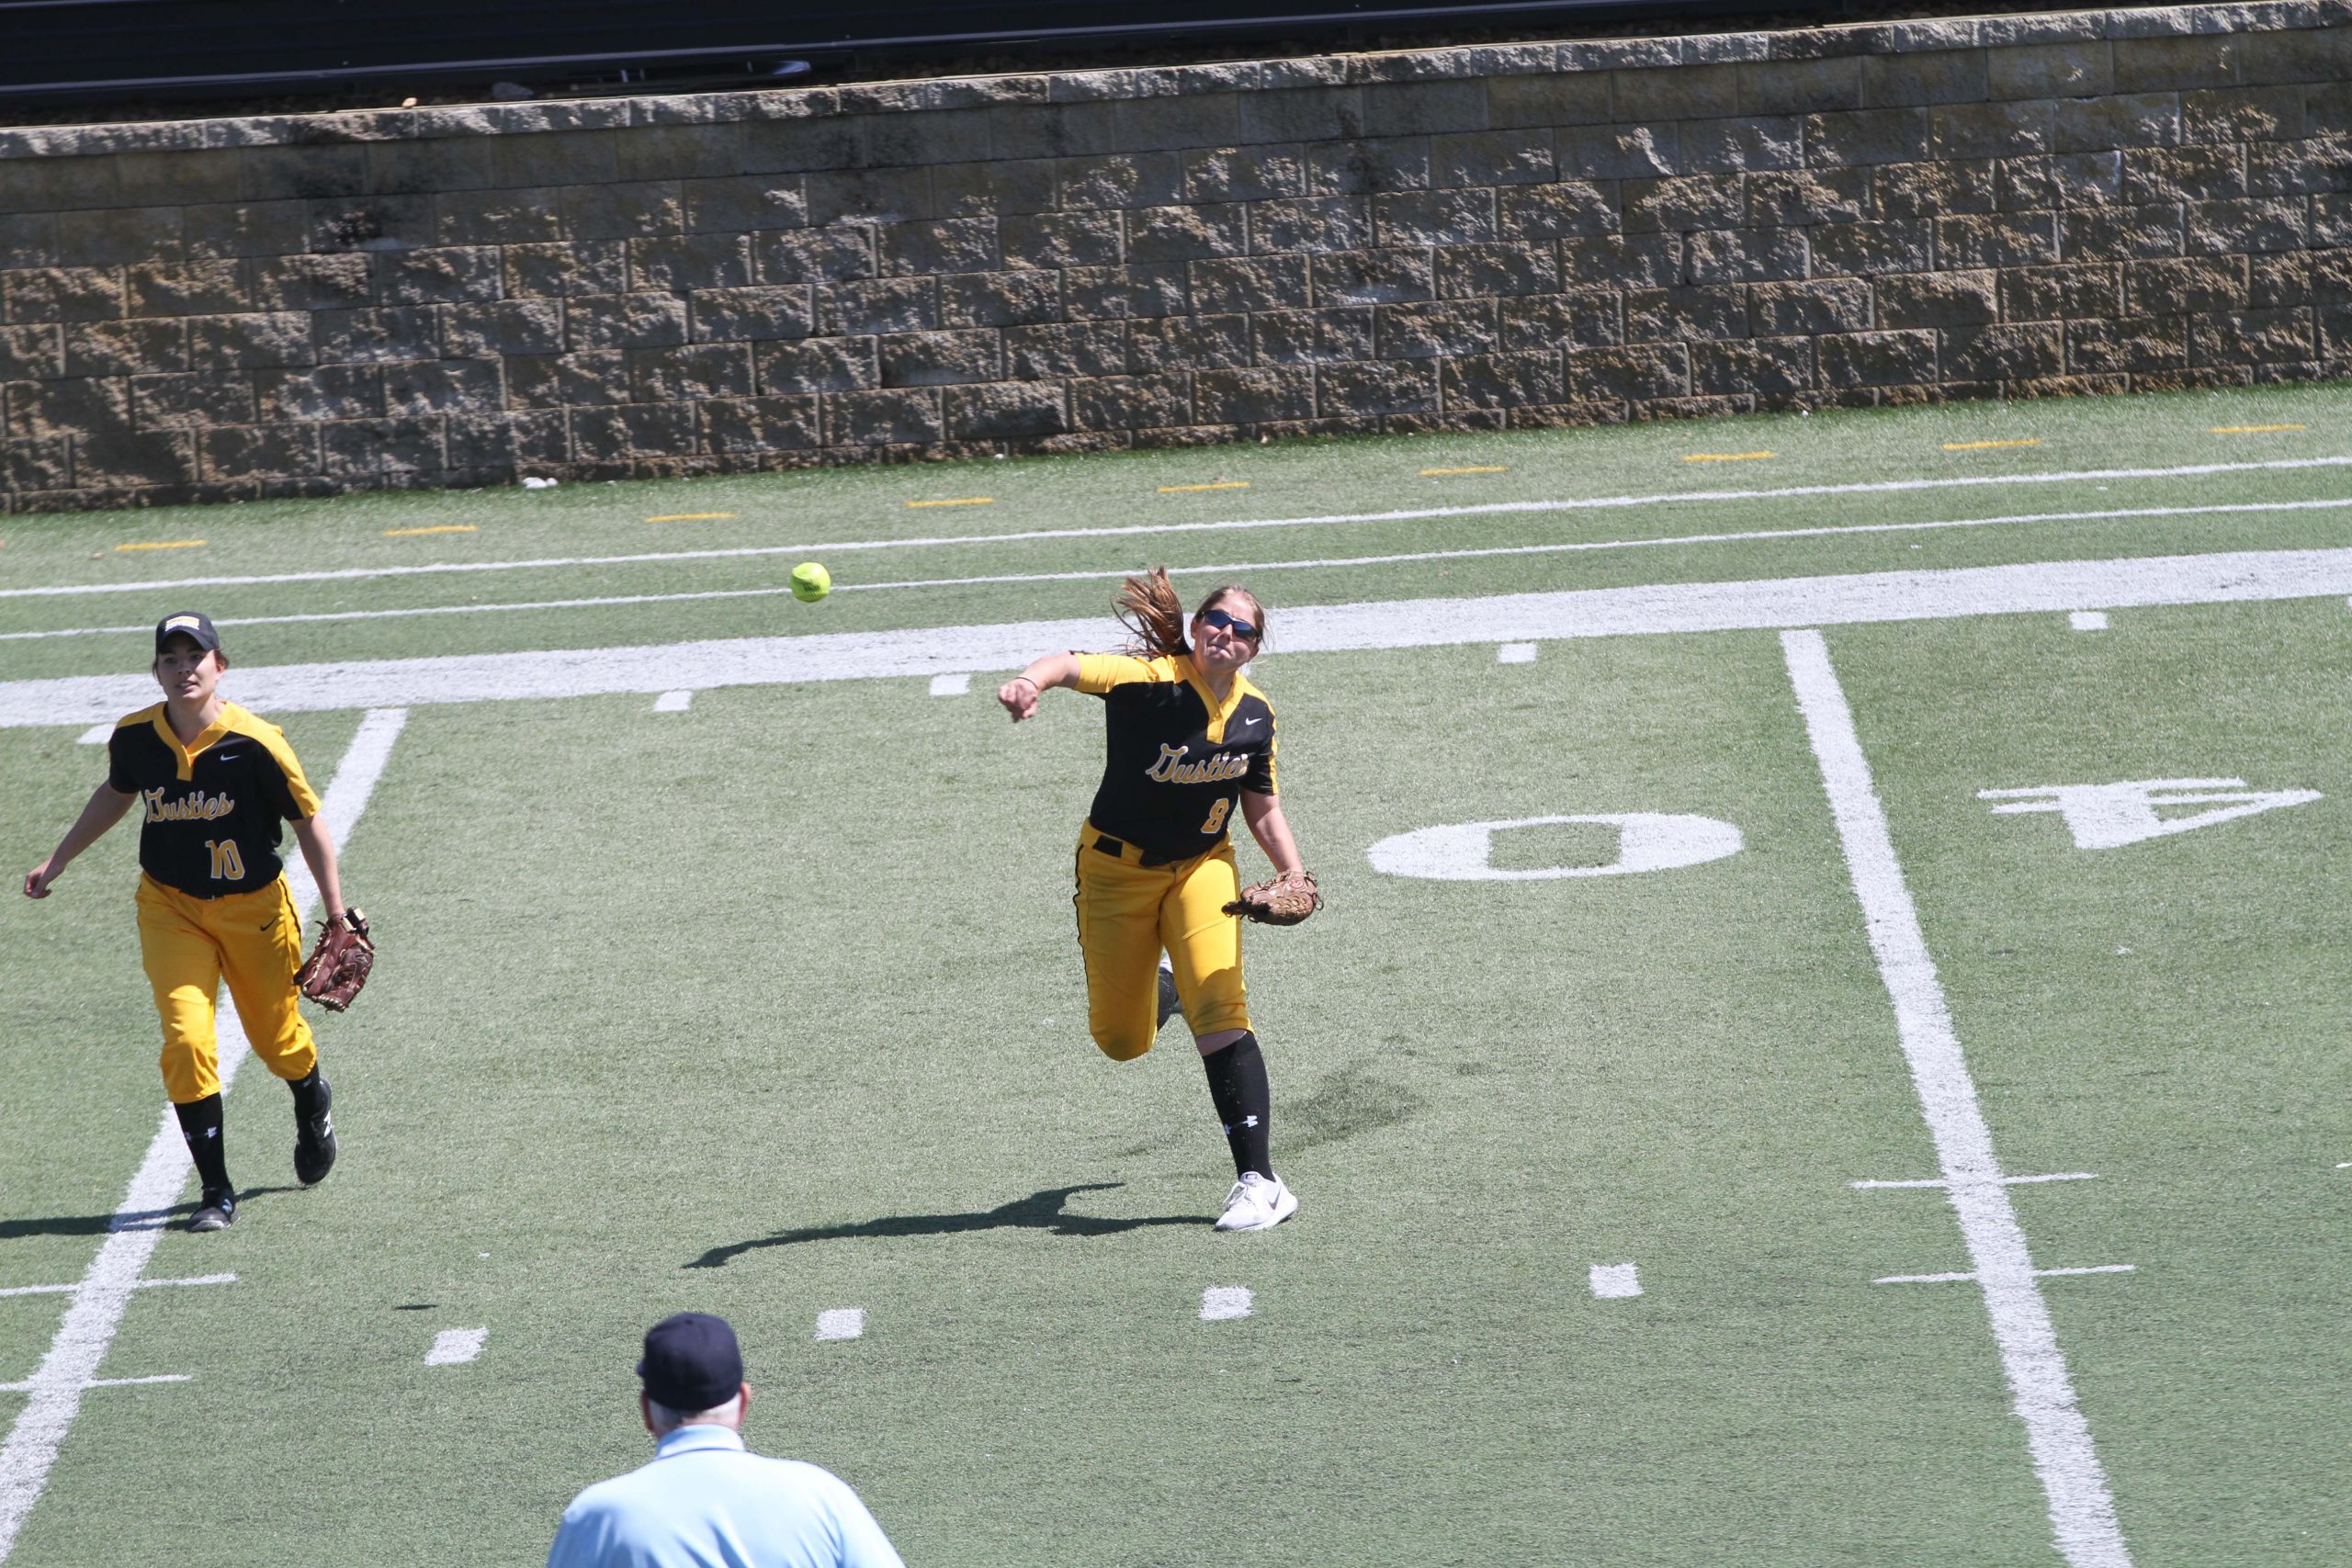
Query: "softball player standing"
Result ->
[[999, 572, 1306, 1231], [22, 612, 349, 1232]]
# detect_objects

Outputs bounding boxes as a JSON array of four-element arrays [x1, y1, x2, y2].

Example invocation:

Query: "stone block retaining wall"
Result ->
[[3, 2, 2349, 511]]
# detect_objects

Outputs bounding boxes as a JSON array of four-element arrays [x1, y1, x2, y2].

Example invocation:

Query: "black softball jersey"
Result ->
[[1075, 652, 1278, 863], [107, 702, 322, 897]]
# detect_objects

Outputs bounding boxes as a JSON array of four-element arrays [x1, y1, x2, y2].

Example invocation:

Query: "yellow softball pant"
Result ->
[[1072, 822, 1252, 1061], [136, 873, 318, 1105]]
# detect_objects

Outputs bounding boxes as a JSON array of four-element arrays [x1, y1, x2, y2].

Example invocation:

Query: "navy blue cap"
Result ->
[[153, 611, 220, 655], [637, 1313, 742, 1411]]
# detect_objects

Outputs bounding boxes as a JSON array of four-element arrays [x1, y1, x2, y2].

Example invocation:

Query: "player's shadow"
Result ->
[[686, 1182, 1201, 1269], [0, 1185, 302, 1240]]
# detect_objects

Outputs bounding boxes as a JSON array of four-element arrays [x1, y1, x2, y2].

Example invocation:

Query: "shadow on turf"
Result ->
[[686, 1182, 1202, 1269], [0, 1185, 303, 1239]]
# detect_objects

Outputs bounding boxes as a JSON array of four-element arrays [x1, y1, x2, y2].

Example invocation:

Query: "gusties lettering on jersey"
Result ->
[[1144, 743, 1250, 785], [144, 787, 236, 824]]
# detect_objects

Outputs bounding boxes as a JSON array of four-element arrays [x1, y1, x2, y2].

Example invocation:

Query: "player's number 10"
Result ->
[[205, 839, 245, 881]]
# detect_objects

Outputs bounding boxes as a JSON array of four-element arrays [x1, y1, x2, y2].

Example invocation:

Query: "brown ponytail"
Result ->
[[1114, 569, 1189, 658]]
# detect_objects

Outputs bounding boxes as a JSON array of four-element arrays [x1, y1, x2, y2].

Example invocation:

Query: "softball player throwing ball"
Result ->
[[999, 572, 1308, 1232], [22, 613, 351, 1232]]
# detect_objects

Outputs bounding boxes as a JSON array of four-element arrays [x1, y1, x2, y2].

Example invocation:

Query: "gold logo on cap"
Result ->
[[164, 615, 202, 632]]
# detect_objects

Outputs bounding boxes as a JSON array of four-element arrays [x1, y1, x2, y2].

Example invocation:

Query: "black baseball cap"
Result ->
[[153, 612, 221, 655], [637, 1313, 743, 1411]]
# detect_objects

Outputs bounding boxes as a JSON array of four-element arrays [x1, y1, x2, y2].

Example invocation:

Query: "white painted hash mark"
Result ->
[[1200, 1287, 1253, 1321], [425, 1328, 489, 1366], [0, 711, 404, 1565], [1877, 1265, 2137, 1285], [815, 1309, 865, 1341], [1852, 1173, 2096, 1190], [928, 672, 971, 696], [0, 1274, 234, 1300], [1497, 642, 1536, 664], [74, 724, 109, 744], [2069, 611, 2109, 631], [653, 689, 692, 712], [1589, 1264, 1643, 1298], [1782, 629, 2131, 1568]]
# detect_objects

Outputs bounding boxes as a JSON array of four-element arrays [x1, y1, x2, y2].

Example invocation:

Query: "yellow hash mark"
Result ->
[[383, 524, 479, 536], [1942, 438, 2042, 450], [1158, 481, 1251, 492], [2211, 423, 2306, 434], [907, 497, 994, 508], [645, 512, 737, 523], [1682, 451, 1775, 463], [1421, 466, 1510, 476], [116, 539, 204, 551]]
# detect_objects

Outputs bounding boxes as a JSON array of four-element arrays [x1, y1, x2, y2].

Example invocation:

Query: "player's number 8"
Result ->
[[1199, 798, 1231, 836], [205, 839, 245, 881]]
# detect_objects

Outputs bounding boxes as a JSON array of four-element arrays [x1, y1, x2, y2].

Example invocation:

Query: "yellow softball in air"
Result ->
[[790, 562, 831, 603]]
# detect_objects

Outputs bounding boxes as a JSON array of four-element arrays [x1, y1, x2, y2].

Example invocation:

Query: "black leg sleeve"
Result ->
[[173, 1093, 231, 1191], [1199, 1032, 1272, 1179]]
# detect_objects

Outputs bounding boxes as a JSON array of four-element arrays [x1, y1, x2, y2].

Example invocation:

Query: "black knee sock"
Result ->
[[1199, 1032, 1272, 1179], [173, 1094, 231, 1191], [289, 1065, 326, 1120]]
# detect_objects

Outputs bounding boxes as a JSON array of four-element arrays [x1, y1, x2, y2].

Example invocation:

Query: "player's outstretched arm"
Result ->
[[997, 650, 1081, 723], [1239, 789, 1304, 878], [23, 784, 136, 898], [289, 815, 348, 922]]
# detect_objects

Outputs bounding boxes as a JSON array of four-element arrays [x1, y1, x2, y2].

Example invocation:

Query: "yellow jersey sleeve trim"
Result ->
[[221, 705, 323, 818], [1073, 652, 1177, 694], [116, 703, 164, 732]]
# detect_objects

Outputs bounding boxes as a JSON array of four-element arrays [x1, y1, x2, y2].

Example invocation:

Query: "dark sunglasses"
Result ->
[[1200, 607, 1261, 642]]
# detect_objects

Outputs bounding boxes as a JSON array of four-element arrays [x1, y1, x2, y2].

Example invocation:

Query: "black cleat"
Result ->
[[1156, 966, 1180, 1032], [189, 1187, 236, 1232], [293, 1073, 337, 1186]]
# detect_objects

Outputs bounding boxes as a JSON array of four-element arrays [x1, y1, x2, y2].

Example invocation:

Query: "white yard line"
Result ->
[[0, 710, 405, 1564], [814, 1309, 865, 1341], [9, 546, 2352, 730], [1782, 629, 2129, 1568], [10, 495, 2352, 646], [424, 1328, 489, 1366], [4, 455, 2345, 605]]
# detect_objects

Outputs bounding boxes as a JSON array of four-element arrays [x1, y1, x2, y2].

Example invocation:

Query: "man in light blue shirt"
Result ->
[[547, 1313, 905, 1568]]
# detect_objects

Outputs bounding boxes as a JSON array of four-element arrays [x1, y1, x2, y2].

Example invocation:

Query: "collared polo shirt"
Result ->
[[545, 1426, 904, 1568]]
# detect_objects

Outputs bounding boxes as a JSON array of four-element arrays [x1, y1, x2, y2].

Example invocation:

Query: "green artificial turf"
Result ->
[[1, 381, 2348, 1565]]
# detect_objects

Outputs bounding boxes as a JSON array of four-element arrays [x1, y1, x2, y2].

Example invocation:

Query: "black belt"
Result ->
[[1092, 832, 1182, 868]]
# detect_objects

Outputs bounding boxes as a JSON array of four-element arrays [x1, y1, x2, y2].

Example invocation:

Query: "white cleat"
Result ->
[[1214, 1171, 1298, 1232]]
